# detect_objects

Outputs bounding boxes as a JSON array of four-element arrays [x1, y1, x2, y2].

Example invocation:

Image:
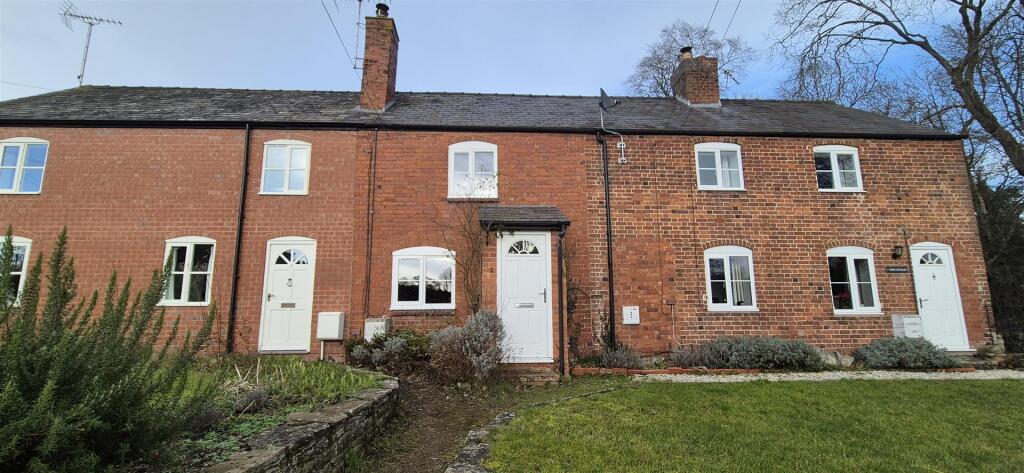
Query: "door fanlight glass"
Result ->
[[276, 249, 309, 265], [918, 252, 943, 265], [508, 240, 539, 255]]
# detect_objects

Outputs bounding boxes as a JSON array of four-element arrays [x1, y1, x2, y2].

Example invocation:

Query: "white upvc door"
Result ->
[[498, 232, 553, 363], [258, 237, 316, 352], [910, 243, 970, 350]]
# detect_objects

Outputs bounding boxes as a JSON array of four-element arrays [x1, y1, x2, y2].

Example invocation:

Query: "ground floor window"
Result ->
[[162, 236, 215, 306], [704, 246, 757, 311], [827, 246, 880, 314], [6, 236, 31, 303], [391, 246, 455, 310]]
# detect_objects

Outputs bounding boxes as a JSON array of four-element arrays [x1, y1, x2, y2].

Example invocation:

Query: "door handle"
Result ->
[[540, 288, 546, 303], [267, 293, 273, 302], [918, 297, 928, 308]]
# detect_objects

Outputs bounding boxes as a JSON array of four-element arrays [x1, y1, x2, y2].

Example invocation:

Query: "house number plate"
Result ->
[[280, 302, 296, 308]]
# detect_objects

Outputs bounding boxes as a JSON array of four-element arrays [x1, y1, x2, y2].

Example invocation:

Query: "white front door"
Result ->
[[498, 232, 553, 363], [910, 243, 970, 350], [258, 237, 316, 352]]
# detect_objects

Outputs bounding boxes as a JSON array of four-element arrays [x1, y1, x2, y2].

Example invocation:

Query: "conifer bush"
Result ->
[[0, 228, 216, 471]]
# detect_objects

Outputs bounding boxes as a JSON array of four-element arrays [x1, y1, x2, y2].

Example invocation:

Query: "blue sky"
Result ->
[[1, 0, 787, 101]]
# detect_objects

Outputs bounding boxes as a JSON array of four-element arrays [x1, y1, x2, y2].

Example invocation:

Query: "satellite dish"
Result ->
[[599, 88, 621, 111]]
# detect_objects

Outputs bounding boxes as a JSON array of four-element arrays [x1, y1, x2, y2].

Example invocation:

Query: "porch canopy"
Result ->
[[479, 205, 571, 232]]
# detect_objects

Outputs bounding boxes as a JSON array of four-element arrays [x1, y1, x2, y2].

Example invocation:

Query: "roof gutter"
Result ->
[[0, 119, 968, 141]]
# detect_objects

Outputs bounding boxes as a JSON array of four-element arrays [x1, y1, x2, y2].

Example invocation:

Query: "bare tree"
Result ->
[[775, 0, 1024, 176], [626, 20, 755, 97]]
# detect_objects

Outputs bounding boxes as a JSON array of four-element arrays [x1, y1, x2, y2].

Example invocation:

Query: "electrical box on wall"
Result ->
[[364, 317, 391, 341], [622, 306, 640, 325], [892, 315, 923, 338], [316, 312, 345, 340]]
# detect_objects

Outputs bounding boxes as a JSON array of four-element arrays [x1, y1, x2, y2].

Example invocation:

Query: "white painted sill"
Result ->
[[389, 303, 456, 311], [0, 190, 42, 195], [818, 188, 865, 193], [697, 187, 746, 192], [258, 190, 309, 196], [159, 300, 212, 307], [707, 306, 759, 313], [832, 309, 884, 317]]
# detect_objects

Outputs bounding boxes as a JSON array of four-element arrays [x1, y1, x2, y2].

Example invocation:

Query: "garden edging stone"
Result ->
[[205, 377, 399, 473]]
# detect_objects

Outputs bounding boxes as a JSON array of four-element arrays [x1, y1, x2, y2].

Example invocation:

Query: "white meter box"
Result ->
[[316, 312, 345, 340], [622, 306, 640, 325], [891, 315, 923, 338]]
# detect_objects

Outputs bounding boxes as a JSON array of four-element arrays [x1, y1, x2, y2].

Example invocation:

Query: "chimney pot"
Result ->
[[376, 3, 389, 17], [680, 46, 693, 59]]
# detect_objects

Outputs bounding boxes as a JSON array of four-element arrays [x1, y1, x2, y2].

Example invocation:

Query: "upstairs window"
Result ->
[[827, 246, 880, 314], [0, 138, 49, 194], [814, 145, 863, 192], [703, 246, 757, 311], [261, 140, 311, 195], [695, 142, 744, 190], [5, 236, 31, 304], [162, 237, 216, 306], [448, 141, 497, 199], [391, 246, 455, 310]]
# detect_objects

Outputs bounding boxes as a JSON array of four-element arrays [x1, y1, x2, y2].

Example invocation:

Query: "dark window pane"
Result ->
[[831, 283, 853, 309], [814, 154, 832, 170], [698, 169, 718, 186], [828, 257, 849, 283], [425, 280, 452, 304], [169, 274, 184, 300], [170, 246, 188, 272], [853, 259, 871, 283], [857, 283, 875, 307], [816, 171, 834, 189], [12, 246, 26, 270], [188, 274, 208, 302], [708, 258, 725, 281], [7, 274, 21, 301], [397, 281, 419, 301], [710, 281, 727, 303], [192, 244, 213, 271]]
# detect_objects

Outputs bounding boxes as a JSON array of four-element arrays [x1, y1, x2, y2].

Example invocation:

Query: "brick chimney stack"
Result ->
[[670, 47, 720, 107], [359, 3, 399, 112]]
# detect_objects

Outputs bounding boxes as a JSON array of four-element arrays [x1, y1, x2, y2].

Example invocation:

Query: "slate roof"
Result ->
[[479, 206, 571, 230], [0, 85, 957, 139]]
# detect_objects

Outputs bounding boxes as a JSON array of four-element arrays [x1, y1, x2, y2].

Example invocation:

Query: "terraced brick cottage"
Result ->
[[0, 7, 994, 373]]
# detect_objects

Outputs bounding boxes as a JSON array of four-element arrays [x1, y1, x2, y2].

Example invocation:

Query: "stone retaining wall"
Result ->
[[207, 378, 399, 473]]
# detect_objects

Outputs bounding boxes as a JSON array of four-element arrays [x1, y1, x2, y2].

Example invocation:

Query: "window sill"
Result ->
[[447, 196, 498, 203], [832, 310, 884, 317], [388, 307, 456, 316], [0, 190, 42, 195], [259, 191, 309, 196], [697, 187, 746, 192], [159, 301, 211, 307], [706, 307, 759, 314], [818, 189, 865, 194]]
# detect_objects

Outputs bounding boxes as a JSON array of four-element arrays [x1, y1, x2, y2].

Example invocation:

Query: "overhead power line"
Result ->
[[721, 0, 743, 42], [704, 0, 721, 31], [0, 80, 55, 91], [319, 0, 359, 77]]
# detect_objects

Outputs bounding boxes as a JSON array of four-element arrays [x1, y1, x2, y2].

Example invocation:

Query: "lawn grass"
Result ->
[[486, 379, 1024, 472]]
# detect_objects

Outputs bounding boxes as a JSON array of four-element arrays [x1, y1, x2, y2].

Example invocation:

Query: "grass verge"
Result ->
[[486, 379, 1024, 472]]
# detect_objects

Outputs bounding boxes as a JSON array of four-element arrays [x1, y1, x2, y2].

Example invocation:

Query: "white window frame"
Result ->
[[703, 245, 758, 312], [260, 139, 312, 195], [390, 246, 456, 310], [826, 246, 882, 315], [7, 236, 32, 305], [0, 137, 50, 195], [813, 145, 864, 192], [448, 141, 498, 199], [694, 142, 745, 191], [160, 236, 216, 307]]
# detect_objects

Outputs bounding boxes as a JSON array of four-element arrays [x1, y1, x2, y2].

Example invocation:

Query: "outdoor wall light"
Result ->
[[892, 245, 905, 259]]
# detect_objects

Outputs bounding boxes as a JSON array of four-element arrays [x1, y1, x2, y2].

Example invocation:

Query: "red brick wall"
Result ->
[[582, 136, 990, 354], [671, 56, 720, 106], [0, 126, 989, 360], [359, 16, 399, 112]]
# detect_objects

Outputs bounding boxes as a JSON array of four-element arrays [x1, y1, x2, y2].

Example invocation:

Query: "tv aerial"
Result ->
[[59, 1, 122, 86]]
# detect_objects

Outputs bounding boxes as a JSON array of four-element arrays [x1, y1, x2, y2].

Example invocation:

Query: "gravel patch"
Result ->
[[638, 369, 1024, 383]]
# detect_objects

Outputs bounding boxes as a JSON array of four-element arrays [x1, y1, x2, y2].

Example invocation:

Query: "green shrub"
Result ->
[[599, 345, 644, 369], [428, 311, 505, 382], [0, 228, 216, 471], [671, 336, 826, 371], [344, 329, 429, 374], [853, 337, 961, 369]]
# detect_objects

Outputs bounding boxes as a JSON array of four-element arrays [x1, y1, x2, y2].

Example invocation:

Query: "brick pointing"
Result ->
[[0, 126, 990, 359]]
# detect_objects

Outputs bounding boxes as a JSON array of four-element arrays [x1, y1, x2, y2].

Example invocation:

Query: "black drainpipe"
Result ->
[[596, 133, 617, 350], [225, 123, 253, 353], [557, 225, 567, 375]]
